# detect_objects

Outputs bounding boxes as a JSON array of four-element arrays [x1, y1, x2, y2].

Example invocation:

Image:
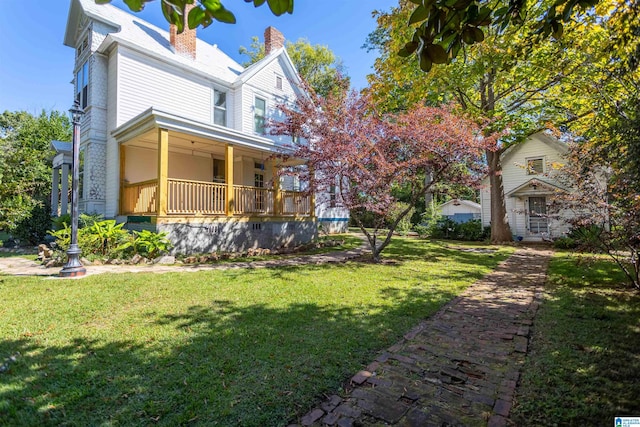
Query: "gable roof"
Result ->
[[65, 0, 244, 83], [438, 199, 481, 211], [500, 131, 568, 166], [505, 177, 569, 197]]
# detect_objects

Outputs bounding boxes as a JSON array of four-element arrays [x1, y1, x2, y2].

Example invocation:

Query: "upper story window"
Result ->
[[76, 37, 89, 58], [75, 61, 89, 109], [275, 75, 283, 90], [526, 157, 544, 175], [254, 97, 266, 134], [329, 185, 337, 208], [213, 89, 226, 126]]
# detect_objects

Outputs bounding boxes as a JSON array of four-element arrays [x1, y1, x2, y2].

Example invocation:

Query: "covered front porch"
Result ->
[[116, 110, 313, 220], [113, 109, 316, 253], [506, 178, 569, 241]]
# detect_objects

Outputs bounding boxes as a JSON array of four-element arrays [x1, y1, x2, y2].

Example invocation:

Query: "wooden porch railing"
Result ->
[[121, 179, 311, 216], [168, 178, 226, 215], [234, 185, 275, 215], [122, 179, 157, 214], [281, 190, 311, 215]]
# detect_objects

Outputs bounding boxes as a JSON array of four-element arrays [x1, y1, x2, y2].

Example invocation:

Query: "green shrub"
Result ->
[[425, 218, 488, 241], [52, 214, 71, 230], [87, 220, 133, 258], [568, 225, 605, 251], [386, 202, 415, 236], [134, 229, 172, 258], [49, 220, 173, 261], [13, 202, 52, 245], [553, 236, 578, 249], [457, 219, 486, 241], [79, 213, 104, 228]]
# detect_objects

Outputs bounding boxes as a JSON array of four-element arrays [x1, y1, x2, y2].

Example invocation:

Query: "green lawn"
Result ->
[[0, 238, 511, 427], [512, 253, 640, 426]]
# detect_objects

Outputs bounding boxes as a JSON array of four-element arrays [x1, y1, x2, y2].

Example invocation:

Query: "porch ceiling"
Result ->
[[124, 129, 275, 159], [112, 107, 293, 156]]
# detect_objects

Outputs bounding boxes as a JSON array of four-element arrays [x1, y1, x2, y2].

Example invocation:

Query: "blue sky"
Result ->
[[0, 1, 396, 114]]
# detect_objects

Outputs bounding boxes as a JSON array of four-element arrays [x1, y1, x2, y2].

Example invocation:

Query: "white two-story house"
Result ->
[[480, 132, 571, 241], [59, 0, 348, 253]]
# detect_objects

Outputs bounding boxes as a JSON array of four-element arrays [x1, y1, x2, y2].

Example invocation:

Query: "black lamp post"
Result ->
[[60, 101, 86, 277]]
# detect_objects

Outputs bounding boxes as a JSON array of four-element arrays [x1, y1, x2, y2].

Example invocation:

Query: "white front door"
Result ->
[[528, 196, 548, 234]]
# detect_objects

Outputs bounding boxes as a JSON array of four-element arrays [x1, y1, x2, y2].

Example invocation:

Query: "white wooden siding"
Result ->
[[439, 202, 480, 216], [105, 48, 119, 217], [116, 47, 213, 127], [242, 56, 298, 145], [500, 136, 565, 195], [482, 134, 569, 239]]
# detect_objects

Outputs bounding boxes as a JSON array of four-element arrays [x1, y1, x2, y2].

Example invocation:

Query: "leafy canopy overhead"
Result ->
[[401, 0, 636, 72], [96, 0, 294, 31]]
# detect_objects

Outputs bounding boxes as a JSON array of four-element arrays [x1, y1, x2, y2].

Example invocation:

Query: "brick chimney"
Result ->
[[264, 26, 285, 55], [170, 4, 197, 59]]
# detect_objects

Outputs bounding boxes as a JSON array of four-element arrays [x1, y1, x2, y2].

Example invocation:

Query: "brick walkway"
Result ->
[[293, 247, 552, 427]]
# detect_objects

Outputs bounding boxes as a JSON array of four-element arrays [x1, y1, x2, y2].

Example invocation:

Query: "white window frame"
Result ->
[[275, 75, 283, 90], [75, 61, 89, 109], [526, 157, 545, 175], [254, 97, 266, 134], [213, 89, 227, 126]]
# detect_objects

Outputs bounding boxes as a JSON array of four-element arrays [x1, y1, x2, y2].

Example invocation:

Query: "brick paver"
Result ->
[[293, 247, 551, 427]]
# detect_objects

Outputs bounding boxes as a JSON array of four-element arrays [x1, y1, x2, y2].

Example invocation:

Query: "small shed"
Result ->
[[437, 199, 481, 223]]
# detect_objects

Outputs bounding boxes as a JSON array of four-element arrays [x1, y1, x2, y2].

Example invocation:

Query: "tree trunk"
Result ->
[[486, 149, 512, 243]]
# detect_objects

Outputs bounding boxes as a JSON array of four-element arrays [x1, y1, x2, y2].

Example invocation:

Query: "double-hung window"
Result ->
[[254, 97, 266, 134], [526, 157, 544, 175], [213, 89, 226, 126], [75, 61, 89, 109], [329, 185, 337, 208]]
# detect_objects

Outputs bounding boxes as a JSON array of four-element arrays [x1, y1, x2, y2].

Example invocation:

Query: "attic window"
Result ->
[[76, 37, 89, 57], [527, 158, 544, 175], [275, 76, 283, 90]]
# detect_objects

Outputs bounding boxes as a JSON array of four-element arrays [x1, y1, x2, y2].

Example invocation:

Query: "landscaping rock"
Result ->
[[81, 257, 92, 266], [45, 259, 57, 268], [184, 256, 197, 264], [130, 254, 143, 265], [154, 255, 175, 265], [37, 244, 53, 260]]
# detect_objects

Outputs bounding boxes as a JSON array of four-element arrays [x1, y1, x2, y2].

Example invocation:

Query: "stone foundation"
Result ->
[[156, 219, 317, 254]]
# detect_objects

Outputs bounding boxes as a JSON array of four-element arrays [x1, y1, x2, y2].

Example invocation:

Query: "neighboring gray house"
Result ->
[[479, 132, 570, 241], [59, 0, 348, 253]]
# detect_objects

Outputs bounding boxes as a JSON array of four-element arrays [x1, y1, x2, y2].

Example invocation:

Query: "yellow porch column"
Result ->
[[273, 164, 282, 216], [119, 146, 126, 215], [157, 128, 169, 217], [225, 144, 234, 216]]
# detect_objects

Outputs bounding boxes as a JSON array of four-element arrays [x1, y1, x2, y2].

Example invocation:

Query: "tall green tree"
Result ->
[[0, 110, 71, 233], [365, 0, 616, 242], [240, 37, 349, 97]]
